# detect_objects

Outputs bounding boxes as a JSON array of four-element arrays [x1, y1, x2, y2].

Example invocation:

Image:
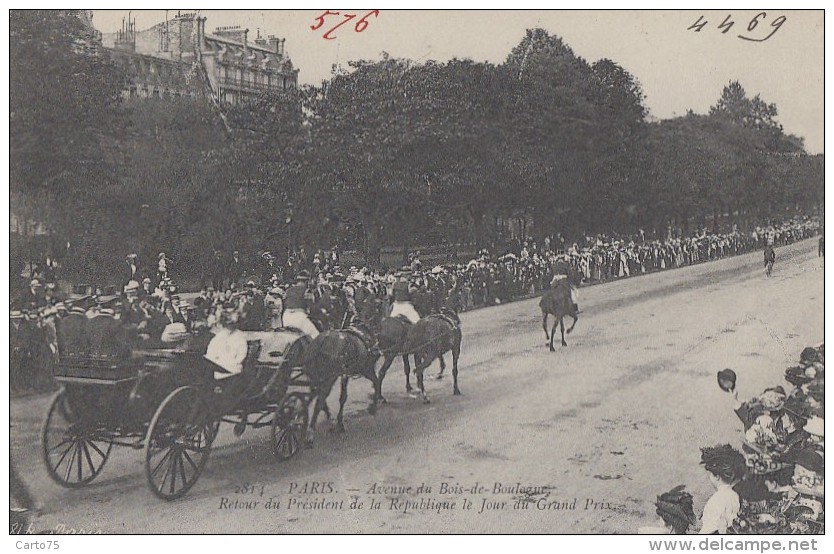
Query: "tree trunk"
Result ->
[[470, 207, 486, 250], [364, 224, 381, 268]]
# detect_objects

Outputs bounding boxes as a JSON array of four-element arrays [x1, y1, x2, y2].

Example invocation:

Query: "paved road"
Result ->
[[10, 239, 824, 533]]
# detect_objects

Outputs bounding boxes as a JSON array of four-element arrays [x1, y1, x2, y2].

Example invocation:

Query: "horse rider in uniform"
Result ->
[[764, 241, 776, 277], [552, 251, 580, 313], [389, 270, 421, 324], [281, 270, 320, 338]]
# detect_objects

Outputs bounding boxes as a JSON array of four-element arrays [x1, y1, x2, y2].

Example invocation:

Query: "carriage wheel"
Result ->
[[41, 389, 112, 488], [144, 386, 214, 500], [271, 393, 309, 461]]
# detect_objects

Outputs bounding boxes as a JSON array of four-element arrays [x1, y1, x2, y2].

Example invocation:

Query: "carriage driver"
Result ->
[[281, 270, 320, 339], [389, 269, 421, 324]]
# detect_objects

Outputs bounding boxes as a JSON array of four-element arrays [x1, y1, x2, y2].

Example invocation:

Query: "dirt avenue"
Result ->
[[10, 239, 823, 533]]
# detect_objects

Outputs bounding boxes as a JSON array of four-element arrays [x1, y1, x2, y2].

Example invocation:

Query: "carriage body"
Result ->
[[43, 314, 316, 500], [142, 328, 314, 500]]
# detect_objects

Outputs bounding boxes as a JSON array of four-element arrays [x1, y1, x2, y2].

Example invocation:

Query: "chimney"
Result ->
[[198, 17, 206, 57], [114, 15, 136, 53], [267, 35, 282, 55], [214, 26, 248, 45]]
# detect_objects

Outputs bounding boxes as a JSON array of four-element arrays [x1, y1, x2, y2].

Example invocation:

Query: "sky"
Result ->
[[92, 9, 824, 153]]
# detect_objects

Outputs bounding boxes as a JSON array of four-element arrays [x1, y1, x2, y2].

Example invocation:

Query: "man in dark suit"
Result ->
[[227, 250, 243, 289], [125, 254, 142, 285], [19, 278, 46, 310], [211, 250, 226, 291]]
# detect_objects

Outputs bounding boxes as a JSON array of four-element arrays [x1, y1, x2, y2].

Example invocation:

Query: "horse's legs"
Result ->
[[336, 375, 349, 432], [409, 354, 422, 396], [309, 378, 335, 445], [415, 355, 431, 404], [376, 354, 395, 403], [452, 334, 461, 396], [549, 319, 558, 352], [542, 311, 550, 342], [560, 316, 567, 347], [436, 355, 446, 380], [402, 354, 413, 393], [364, 364, 381, 416], [566, 313, 578, 334]]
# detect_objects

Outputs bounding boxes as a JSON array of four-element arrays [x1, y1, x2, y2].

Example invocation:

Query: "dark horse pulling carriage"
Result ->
[[298, 296, 463, 444], [42, 313, 314, 500]]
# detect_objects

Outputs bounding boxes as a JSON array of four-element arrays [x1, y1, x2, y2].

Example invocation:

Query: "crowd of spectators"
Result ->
[[641, 345, 824, 534], [9, 216, 822, 393]]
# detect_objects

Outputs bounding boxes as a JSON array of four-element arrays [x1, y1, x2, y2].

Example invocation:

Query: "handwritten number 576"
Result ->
[[311, 10, 380, 40]]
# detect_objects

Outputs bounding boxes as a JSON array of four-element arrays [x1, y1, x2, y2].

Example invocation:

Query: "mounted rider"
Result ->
[[552, 251, 581, 313], [281, 270, 320, 338], [389, 268, 421, 324], [764, 240, 776, 277]]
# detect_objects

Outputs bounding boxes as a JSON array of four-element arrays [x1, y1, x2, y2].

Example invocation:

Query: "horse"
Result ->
[[301, 298, 384, 442], [403, 308, 462, 403], [539, 279, 578, 351], [375, 315, 414, 399]]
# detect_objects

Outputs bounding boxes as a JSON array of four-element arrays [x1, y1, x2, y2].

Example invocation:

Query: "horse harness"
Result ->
[[342, 326, 381, 356], [427, 311, 460, 332]]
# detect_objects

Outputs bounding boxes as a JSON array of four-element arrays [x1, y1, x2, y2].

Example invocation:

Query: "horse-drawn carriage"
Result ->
[[42, 313, 314, 500]]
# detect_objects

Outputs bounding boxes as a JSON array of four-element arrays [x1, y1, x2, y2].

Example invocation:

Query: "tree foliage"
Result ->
[[10, 17, 823, 282]]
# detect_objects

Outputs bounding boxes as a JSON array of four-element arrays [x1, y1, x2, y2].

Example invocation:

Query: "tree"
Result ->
[[10, 10, 125, 206]]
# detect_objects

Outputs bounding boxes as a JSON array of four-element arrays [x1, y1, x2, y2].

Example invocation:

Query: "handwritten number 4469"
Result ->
[[688, 12, 786, 42], [311, 10, 380, 40]]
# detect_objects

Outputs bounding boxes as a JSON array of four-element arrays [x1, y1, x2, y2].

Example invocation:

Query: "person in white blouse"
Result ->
[[698, 444, 745, 534], [205, 307, 250, 388]]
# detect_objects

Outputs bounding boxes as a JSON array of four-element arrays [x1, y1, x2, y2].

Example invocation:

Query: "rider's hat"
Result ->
[[296, 270, 310, 282], [124, 280, 140, 294]]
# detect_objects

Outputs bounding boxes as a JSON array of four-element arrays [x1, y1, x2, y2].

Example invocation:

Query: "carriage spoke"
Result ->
[[51, 440, 76, 468], [63, 442, 78, 483], [47, 437, 74, 453], [285, 432, 299, 455], [150, 446, 176, 479], [169, 452, 179, 495], [81, 441, 97, 476], [157, 451, 174, 493], [181, 449, 199, 473], [177, 451, 189, 487], [276, 431, 289, 454], [85, 439, 107, 459], [76, 442, 83, 482]]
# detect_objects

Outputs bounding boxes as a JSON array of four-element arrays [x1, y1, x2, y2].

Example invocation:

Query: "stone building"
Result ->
[[100, 12, 298, 104]]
